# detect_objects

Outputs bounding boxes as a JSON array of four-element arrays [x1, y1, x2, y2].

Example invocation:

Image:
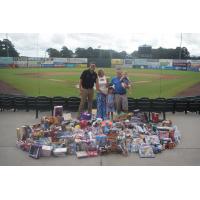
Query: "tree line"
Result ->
[[46, 46, 200, 60], [132, 47, 191, 59], [46, 47, 131, 59], [1, 39, 200, 60]]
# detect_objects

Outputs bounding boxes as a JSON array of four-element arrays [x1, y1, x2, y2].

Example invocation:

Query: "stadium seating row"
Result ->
[[0, 94, 200, 118]]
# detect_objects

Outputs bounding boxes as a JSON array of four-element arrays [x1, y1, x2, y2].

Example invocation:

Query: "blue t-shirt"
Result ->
[[111, 77, 126, 94]]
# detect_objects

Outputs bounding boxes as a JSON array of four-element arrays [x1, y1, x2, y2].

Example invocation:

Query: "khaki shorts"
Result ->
[[77, 88, 94, 118], [114, 94, 128, 113]]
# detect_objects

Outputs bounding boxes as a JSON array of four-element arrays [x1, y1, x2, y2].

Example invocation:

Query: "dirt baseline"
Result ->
[[0, 80, 24, 95]]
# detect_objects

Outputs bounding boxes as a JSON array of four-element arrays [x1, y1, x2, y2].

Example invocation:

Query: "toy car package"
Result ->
[[29, 144, 42, 159], [76, 151, 89, 158], [41, 145, 53, 157], [53, 146, 67, 156], [139, 144, 155, 158]]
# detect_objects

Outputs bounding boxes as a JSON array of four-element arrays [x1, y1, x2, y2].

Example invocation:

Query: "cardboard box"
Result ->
[[29, 144, 41, 159], [76, 151, 88, 158], [53, 106, 63, 117], [41, 145, 53, 157], [53, 147, 67, 156], [139, 144, 155, 158]]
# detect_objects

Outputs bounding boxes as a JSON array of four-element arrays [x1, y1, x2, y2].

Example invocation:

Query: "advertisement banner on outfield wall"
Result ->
[[146, 59, 160, 67], [42, 60, 54, 65], [28, 60, 41, 67], [68, 58, 87, 63], [159, 59, 173, 67], [190, 60, 200, 68], [41, 60, 54, 67], [134, 59, 147, 66], [14, 60, 28, 67], [111, 59, 124, 65], [14, 57, 28, 61], [172, 59, 188, 67], [43, 58, 53, 62], [53, 58, 67, 63], [53, 58, 87, 64], [77, 64, 87, 68], [124, 59, 133, 66], [28, 57, 44, 61], [0, 57, 13, 64], [64, 63, 76, 68]]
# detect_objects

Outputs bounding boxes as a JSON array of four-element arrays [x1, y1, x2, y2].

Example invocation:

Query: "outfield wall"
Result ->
[[112, 58, 200, 72], [0, 57, 88, 68], [0, 56, 200, 71]]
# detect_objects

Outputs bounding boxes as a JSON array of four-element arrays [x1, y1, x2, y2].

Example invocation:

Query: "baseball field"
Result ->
[[0, 67, 200, 98]]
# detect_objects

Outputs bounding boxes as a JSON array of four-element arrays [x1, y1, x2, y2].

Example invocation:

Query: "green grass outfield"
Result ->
[[0, 67, 200, 98]]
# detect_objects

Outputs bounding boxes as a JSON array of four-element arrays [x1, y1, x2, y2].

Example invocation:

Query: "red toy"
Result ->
[[79, 120, 88, 129], [152, 112, 159, 123], [87, 151, 98, 157]]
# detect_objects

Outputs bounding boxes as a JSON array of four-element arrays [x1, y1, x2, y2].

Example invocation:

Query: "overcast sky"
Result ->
[[0, 33, 200, 57]]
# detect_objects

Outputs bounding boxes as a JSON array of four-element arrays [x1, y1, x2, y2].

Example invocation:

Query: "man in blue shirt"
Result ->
[[111, 68, 130, 114]]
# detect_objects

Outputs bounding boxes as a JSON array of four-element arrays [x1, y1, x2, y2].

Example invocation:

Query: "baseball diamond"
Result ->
[[0, 68, 200, 98]]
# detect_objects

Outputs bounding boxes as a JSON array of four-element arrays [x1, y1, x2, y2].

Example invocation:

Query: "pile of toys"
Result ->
[[16, 107, 181, 159]]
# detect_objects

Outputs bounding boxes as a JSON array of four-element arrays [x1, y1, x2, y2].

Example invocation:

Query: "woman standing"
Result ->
[[96, 69, 108, 120]]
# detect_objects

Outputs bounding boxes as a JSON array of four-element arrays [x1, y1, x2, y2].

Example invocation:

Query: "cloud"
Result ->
[[181, 33, 200, 56], [51, 33, 66, 45], [0, 33, 200, 57]]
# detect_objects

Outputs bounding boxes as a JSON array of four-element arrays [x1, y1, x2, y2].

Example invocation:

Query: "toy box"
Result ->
[[67, 143, 76, 155], [133, 138, 144, 145], [76, 151, 89, 158], [29, 144, 42, 159], [139, 144, 155, 158], [158, 131, 170, 140], [41, 145, 53, 157], [80, 112, 91, 120], [53, 106, 63, 117], [152, 144, 162, 154], [96, 134, 107, 144], [145, 135, 160, 145], [21, 125, 31, 141], [53, 147, 67, 156], [87, 151, 98, 157]]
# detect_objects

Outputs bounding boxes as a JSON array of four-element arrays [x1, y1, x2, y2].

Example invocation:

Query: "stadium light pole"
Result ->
[[109, 49, 113, 67], [6, 33, 9, 57], [98, 45, 101, 57], [179, 33, 182, 60], [98, 45, 101, 67]]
